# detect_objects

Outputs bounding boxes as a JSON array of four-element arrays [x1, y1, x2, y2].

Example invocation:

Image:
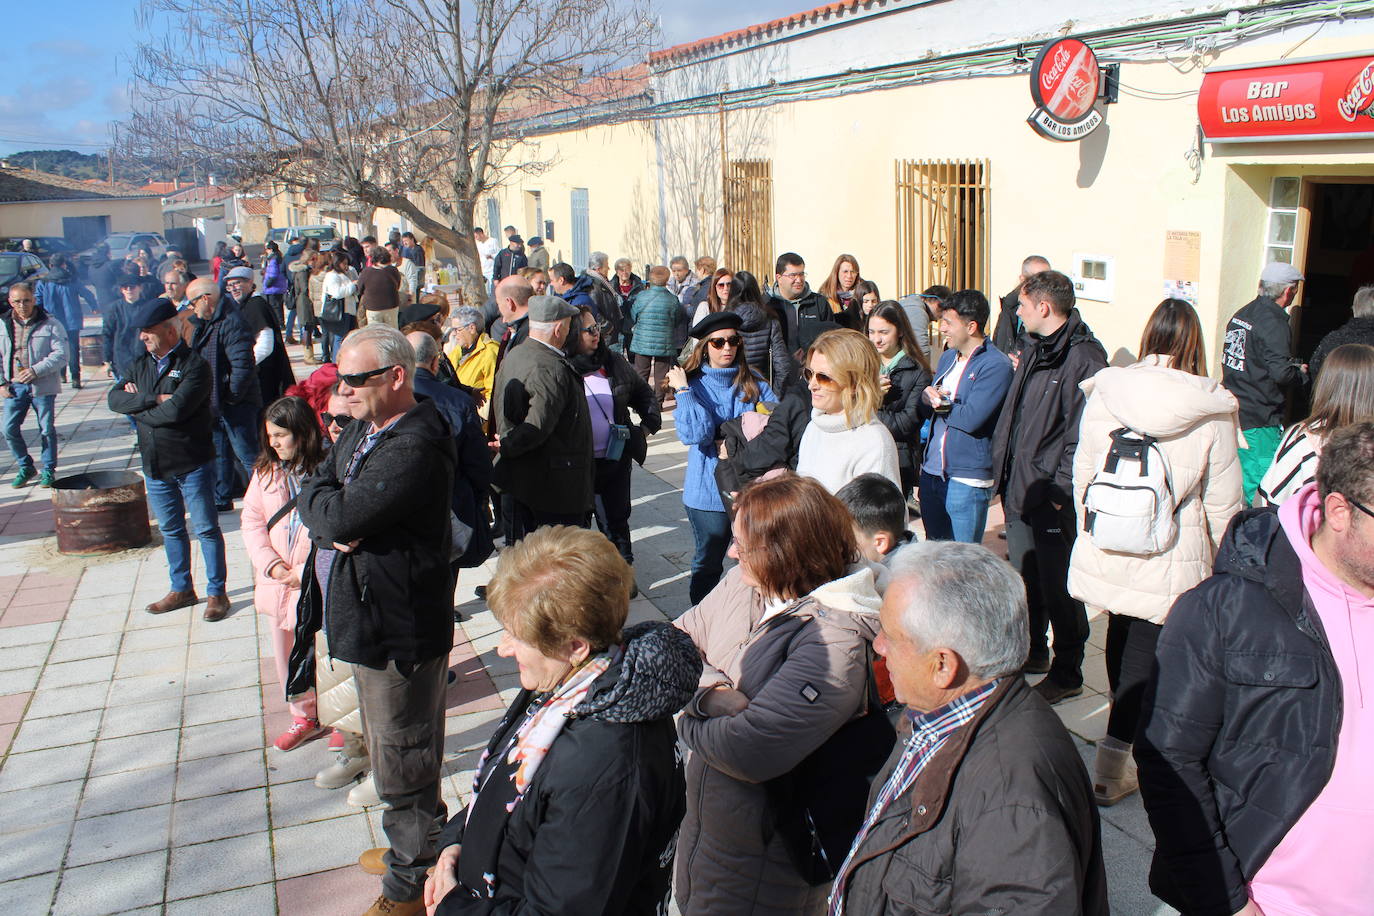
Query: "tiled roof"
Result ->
[[0, 167, 160, 203], [138, 181, 179, 194], [240, 197, 273, 215], [163, 185, 233, 205], [649, 0, 872, 64]]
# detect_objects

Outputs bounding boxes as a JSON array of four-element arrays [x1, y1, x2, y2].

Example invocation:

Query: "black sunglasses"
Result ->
[[322, 412, 353, 429], [1347, 495, 1374, 520], [706, 335, 742, 350], [338, 365, 396, 387], [802, 366, 837, 386]]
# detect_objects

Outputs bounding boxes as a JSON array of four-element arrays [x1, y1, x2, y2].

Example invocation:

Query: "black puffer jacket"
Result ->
[[1309, 314, 1374, 383], [990, 310, 1107, 519], [1219, 294, 1304, 429], [876, 354, 932, 490], [731, 373, 811, 483], [189, 295, 261, 410], [437, 622, 701, 915], [1137, 507, 1341, 916], [731, 299, 794, 391]]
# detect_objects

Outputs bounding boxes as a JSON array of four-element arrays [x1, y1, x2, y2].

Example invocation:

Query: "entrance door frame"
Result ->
[[1289, 174, 1374, 350]]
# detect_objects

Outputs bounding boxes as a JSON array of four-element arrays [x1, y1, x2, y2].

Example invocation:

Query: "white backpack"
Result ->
[[1083, 428, 1178, 555]]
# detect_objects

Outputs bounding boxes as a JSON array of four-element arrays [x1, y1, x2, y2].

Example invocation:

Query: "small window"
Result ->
[[1265, 178, 1300, 266]]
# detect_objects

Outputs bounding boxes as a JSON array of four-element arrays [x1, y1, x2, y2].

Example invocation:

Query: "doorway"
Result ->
[[1294, 179, 1374, 360]]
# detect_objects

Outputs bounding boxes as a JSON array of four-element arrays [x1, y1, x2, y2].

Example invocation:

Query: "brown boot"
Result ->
[[203, 594, 230, 621], [362, 895, 424, 916], [358, 847, 387, 875], [303, 345, 318, 365], [146, 590, 197, 615]]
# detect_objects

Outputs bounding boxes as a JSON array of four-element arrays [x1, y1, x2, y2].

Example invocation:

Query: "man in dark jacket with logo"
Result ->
[[1221, 261, 1307, 504], [990, 269, 1107, 704], [296, 325, 456, 916], [186, 276, 262, 510], [829, 541, 1107, 916], [492, 234, 527, 283], [108, 299, 229, 620], [769, 251, 846, 352], [990, 254, 1050, 361], [490, 295, 593, 541], [1137, 423, 1374, 916]]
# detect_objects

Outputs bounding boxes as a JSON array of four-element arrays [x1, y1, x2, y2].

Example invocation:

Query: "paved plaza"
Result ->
[[0, 329, 1176, 915]]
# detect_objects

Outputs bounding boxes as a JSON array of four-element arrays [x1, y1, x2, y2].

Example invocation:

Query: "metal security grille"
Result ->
[[571, 188, 590, 269], [723, 159, 774, 282], [895, 159, 991, 297]]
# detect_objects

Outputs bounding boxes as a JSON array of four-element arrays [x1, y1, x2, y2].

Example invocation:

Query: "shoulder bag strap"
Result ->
[[266, 494, 298, 532]]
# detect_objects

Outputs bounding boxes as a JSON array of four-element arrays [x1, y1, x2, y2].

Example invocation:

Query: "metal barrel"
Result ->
[[51, 471, 152, 556], [79, 332, 104, 368]]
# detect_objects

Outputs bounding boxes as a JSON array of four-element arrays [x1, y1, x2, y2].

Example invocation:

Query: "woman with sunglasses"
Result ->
[[691, 267, 735, 327], [865, 301, 932, 496], [796, 328, 901, 494], [666, 312, 776, 604]]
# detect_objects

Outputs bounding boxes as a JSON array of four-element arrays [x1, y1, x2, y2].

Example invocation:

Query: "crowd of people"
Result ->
[[5, 219, 1374, 916]]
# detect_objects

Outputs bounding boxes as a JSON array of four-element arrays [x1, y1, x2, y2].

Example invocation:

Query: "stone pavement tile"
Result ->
[[166, 830, 274, 900], [120, 625, 189, 653], [1053, 690, 1112, 744], [0, 742, 94, 793], [0, 690, 30, 724], [66, 803, 173, 868], [266, 739, 335, 785], [269, 776, 357, 829], [36, 654, 117, 691], [188, 634, 259, 667], [0, 721, 14, 755], [1100, 817, 1176, 916], [172, 787, 269, 847], [183, 685, 261, 728], [272, 811, 373, 879], [8, 584, 75, 608], [64, 595, 132, 618], [0, 869, 59, 916], [9, 708, 102, 753], [80, 763, 178, 818], [25, 681, 108, 719], [176, 748, 266, 800], [0, 620, 60, 646], [0, 642, 50, 671], [48, 632, 122, 665], [276, 863, 380, 916], [114, 646, 187, 679], [91, 728, 181, 776], [99, 697, 183, 739], [59, 609, 129, 638], [188, 608, 258, 642], [183, 658, 263, 696], [0, 821, 71, 882], [0, 602, 67, 628], [180, 715, 265, 762], [53, 848, 167, 916], [0, 779, 83, 834], [166, 882, 277, 915]]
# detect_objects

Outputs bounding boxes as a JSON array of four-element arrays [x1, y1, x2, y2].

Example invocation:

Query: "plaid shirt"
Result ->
[[828, 678, 1001, 916]]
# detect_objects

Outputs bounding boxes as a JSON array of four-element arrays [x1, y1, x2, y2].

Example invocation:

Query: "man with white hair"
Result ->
[[489, 294, 593, 541], [295, 325, 457, 916], [828, 541, 1107, 916]]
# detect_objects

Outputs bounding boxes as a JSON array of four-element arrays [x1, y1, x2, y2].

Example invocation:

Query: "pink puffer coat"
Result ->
[[240, 465, 311, 630]]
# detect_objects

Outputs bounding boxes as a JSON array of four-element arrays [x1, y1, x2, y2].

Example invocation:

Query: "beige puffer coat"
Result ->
[[314, 631, 361, 734], [674, 563, 886, 916], [1068, 355, 1244, 624]]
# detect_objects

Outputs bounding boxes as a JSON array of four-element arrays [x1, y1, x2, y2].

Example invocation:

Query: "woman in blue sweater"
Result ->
[[667, 312, 776, 604]]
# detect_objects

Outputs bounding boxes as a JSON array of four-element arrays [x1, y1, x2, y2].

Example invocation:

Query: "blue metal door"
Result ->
[[571, 188, 589, 269], [486, 198, 500, 236]]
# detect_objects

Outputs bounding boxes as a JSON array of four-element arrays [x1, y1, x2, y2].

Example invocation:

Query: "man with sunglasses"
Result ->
[[1137, 422, 1374, 916], [296, 325, 457, 916]]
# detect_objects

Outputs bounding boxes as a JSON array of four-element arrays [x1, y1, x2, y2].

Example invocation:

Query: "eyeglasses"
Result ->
[[715, 280, 733, 289], [580, 325, 601, 336], [706, 335, 742, 350], [338, 365, 396, 387], [322, 413, 353, 429], [1346, 495, 1374, 520], [729, 536, 757, 555], [802, 367, 837, 386], [781, 271, 806, 280]]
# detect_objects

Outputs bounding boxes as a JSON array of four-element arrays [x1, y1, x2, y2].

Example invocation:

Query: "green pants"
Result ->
[[1240, 426, 1282, 505]]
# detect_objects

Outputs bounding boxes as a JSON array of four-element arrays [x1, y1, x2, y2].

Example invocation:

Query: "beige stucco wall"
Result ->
[[0, 198, 163, 239]]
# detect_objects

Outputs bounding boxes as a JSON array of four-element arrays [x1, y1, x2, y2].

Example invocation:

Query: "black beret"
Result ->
[[131, 298, 178, 329], [689, 310, 744, 339], [399, 302, 441, 326]]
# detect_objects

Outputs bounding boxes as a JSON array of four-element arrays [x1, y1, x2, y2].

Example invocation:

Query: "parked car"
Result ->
[[0, 237, 78, 256], [79, 232, 168, 264], [0, 252, 48, 298], [267, 225, 338, 251]]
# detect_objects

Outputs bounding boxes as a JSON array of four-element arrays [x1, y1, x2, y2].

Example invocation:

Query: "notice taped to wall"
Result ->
[[1164, 230, 1201, 305]]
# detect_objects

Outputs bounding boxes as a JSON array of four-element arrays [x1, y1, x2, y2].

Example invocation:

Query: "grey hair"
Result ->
[[341, 324, 416, 375], [669, 255, 689, 269], [409, 332, 440, 366], [454, 305, 483, 329], [1353, 284, 1374, 319], [161, 268, 188, 284], [614, 257, 632, 271], [887, 541, 1029, 679], [588, 251, 609, 271], [1021, 255, 1050, 274], [1260, 279, 1298, 299], [528, 319, 563, 336]]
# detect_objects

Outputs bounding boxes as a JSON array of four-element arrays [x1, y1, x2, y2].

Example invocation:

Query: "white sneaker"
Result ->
[[347, 773, 391, 809], [315, 751, 370, 790]]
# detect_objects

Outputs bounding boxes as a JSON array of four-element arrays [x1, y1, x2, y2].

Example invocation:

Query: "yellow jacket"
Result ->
[[447, 334, 500, 407]]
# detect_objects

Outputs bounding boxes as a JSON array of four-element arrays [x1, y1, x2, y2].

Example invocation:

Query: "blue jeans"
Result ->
[[285, 308, 297, 339], [145, 461, 227, 595], [686, 506, 731, 605], [918, 472, 992, 544], [3, 383, 57, 474], [213, 400, 261, 504]]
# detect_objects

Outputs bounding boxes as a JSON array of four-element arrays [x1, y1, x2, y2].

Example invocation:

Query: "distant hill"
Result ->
[[4, 149, 110, 180]]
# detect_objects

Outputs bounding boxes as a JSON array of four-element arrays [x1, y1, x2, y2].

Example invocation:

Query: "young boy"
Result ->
[[837, 473, 913, 564]]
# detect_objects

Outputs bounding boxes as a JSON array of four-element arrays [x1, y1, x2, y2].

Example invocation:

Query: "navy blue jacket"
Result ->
[[102, 298, 150, 381], [921, 338, 1013, 482], [413, 367, 494, 568], [189, 296, 261, 409]]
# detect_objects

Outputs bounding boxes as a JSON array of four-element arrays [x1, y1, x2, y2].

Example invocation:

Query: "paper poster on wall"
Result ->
[[1164, 230, 1201, 305]]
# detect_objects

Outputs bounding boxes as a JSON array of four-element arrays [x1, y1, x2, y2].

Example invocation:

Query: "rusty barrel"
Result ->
[[51, 471, 151, 556], [79, 332, 104, 368]]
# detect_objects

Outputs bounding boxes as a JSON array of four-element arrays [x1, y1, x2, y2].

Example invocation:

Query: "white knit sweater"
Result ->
[[796, 409, 902, 494]]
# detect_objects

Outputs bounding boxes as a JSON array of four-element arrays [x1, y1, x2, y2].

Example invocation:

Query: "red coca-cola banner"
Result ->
[[1199, 52, 1374, 142], [1027, 38, 1104, 141]]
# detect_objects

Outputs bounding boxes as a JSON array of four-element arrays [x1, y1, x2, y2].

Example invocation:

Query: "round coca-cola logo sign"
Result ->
[[1027, 38, 1104, 141]]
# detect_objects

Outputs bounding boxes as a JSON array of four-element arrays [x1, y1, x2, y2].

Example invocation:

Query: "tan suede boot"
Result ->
[[1093, 736, 1139, 806]]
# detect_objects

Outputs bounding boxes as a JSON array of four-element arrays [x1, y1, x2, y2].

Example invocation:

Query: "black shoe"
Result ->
[[1033, 678, 1084, 706], [72, 378, 82, 390], [629, 579, 639, 600], [216, 501, 234, 513], [474, 585, 487, 600], [1022, 653, 1051, 674], [453, 609, 467, 623]]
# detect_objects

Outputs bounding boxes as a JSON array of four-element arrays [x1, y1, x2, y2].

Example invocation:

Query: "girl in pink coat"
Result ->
[[241, 396, 326, 751]]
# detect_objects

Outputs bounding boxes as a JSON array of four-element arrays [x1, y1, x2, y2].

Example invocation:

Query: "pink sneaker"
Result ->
[[328, 728, 345, 751], [274, 717, 324, 752]]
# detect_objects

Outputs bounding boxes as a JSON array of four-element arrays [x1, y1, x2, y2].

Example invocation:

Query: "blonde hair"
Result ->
[[487, 526, 631, 655], [809, 328, 883, 427]]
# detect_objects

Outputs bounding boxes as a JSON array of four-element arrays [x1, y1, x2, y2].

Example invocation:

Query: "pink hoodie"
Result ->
[[1248, 484, 1374, 915]]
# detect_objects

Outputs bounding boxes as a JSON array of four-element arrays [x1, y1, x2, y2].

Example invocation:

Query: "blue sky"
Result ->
[[0, 0, 808, 158]]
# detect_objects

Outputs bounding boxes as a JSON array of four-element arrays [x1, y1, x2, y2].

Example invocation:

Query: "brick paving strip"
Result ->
[[0, 317, 1170, 915]]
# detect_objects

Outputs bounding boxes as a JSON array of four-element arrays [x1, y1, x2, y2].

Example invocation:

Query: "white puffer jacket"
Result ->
[[314, 631, 361, 734], [1068, 355, 1244, 624]]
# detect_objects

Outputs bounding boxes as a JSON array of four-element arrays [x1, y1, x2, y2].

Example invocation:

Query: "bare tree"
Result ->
[[125, 0, 655, 305]]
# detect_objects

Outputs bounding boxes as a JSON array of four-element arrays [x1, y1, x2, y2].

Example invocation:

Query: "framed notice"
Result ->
[[1163, 230, 1201, 305]]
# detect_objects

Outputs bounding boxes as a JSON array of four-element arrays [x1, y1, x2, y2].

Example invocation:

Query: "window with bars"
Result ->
[[723, 159, 775, 283], [894, 159, 991, 298]]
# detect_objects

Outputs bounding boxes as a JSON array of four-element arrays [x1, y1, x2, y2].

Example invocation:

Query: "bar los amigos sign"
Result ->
[[1199, 52, 1374, 142], [1027, 38, 1104, 141]]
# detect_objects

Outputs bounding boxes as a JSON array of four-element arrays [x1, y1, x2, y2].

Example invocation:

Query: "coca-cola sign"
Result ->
[[1027, 39, 1104, 141], [1199, 52, 1374, 143]]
